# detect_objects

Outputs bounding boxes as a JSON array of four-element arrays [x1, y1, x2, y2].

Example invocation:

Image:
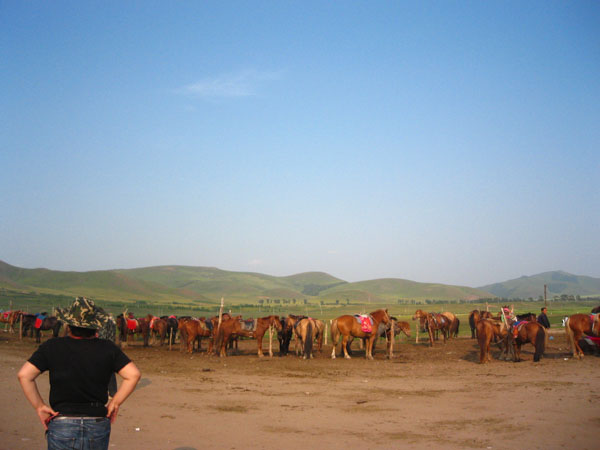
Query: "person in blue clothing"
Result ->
[[17, 297, 141, 450], [537, 307, 551, 329]]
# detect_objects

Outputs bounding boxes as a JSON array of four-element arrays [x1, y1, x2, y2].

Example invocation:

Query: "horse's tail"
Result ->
[[533, 325, 547, 362], [330, 319, 339, 358], [303, 321, 313, 358], [564, 316, 575, 356], [454, 318, 460, 337]]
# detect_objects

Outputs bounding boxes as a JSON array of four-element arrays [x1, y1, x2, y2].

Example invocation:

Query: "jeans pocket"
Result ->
[[47, 434, 77, 450], [86, 419, 111, 450]]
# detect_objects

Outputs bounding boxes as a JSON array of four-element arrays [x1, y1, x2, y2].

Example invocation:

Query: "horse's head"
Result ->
[[397, 321, 411, 337], [412, 309, 425, 320]]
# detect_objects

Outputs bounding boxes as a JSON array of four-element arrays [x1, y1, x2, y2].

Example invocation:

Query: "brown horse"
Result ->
[[373, 319, 412, 356], [149, 316, 168, 346], [469, 310, 481, 339], [469, 310, 496, 339], [1, 310, 22, 333], [214, 316, 253, 357], [293, 317, 316, 359], [330, 309, 390, 360], [476, 319, 508, 363], [412, 309, 450, 346], [312, 319, 326, 352], [180, 318, 211, 353], [248, 315, 282, 357], [509, 321, 548, 362], [442, 312, 460, 338], [564, 313, 600, 359]]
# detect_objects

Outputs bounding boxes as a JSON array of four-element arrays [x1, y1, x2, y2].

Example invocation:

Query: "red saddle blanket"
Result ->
[[126, 319, 138, 331], [354, 315, 372, 333]]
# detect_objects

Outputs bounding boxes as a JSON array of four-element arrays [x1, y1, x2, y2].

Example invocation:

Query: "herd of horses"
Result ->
[[2, 305, 600, 363]]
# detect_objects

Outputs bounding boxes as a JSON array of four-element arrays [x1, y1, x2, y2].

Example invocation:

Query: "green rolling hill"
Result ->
[[478, 271, 600, 299], [318, 278, 491, 302], [0, 260, 494, 305]]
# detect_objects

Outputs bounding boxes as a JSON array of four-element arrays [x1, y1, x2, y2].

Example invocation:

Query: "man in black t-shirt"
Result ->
[[18, 297, 141, 450]]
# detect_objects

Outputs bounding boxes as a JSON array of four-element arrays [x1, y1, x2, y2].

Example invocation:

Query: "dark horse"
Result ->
[[330, 309, 390, 359], [564, 313, 600, 359], [277, 316, 292, 356], [516, 312, 537, 322], [161, 315, 179, 347], [509, 321, 548, 362], [22, 313, 62, 343], [116, 314, 150, 347]]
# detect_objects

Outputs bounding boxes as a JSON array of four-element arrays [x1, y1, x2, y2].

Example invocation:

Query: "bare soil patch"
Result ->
[[1, 331, 598, 449]]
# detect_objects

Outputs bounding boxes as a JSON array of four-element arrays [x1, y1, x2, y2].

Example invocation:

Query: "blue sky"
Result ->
[[1, 1, 599, 287]]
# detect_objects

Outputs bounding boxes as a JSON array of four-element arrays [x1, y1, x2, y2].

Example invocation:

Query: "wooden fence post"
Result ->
[[19, 313, 23, 341], [389, 319, 394, 359], [416, 321, 419, 344]]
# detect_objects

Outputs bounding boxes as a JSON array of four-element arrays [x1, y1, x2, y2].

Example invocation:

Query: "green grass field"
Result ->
[[2, 288, 596, 338]]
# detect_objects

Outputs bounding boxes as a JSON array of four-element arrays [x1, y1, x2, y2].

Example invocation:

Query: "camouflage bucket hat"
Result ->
[[54, 297, 109, 330]]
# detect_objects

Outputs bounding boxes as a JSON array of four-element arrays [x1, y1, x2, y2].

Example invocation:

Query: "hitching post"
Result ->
[[416, 318, 419, 344], [325, 321, 329, 345], [19, 312, 23, 341], [389, 319, 394, 359], [269, 324, 273, 357]]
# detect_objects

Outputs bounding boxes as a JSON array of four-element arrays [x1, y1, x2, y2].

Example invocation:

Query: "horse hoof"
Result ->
[[344, 355, 351, 360]]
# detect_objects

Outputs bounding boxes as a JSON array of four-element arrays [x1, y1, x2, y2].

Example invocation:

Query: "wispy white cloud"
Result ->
[[181, 69, 282, 99]]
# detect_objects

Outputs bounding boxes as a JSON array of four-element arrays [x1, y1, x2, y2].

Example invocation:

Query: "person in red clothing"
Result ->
[[17, 297, 141, 450]]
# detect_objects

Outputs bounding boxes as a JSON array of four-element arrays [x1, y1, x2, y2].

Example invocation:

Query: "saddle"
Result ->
[[34, 313, 47, 329], [240, 319, 256, 332], [511, 321, 528, 338], [126, 318, 138, 331], [149, 316, 159, 330], [354, 315, 373, 333]]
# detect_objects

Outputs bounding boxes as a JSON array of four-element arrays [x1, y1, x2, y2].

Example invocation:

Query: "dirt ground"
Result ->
[[1, 329, 598, 450]]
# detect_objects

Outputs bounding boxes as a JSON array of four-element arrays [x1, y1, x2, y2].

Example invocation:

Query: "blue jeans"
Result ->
[[47, 417, 111, 450]]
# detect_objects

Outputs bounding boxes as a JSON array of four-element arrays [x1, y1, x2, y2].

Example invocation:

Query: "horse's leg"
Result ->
[[330, 330, 338, 359], [573, 330, 584, 358], [342, 334, 351, 359], [366, 336, 374, 360], [257, 332, 264, 358]]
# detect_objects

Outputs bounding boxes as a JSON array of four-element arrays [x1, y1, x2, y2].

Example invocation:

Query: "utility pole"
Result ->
[[544, 284, 547, 308]]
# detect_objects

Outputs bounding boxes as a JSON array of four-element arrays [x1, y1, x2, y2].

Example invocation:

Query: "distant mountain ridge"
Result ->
[[0, 260, 491, 303], [478, 270, 600, 299]]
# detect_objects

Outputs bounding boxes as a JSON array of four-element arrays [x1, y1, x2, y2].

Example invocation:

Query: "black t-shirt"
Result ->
[[28, 337, 131, 417]]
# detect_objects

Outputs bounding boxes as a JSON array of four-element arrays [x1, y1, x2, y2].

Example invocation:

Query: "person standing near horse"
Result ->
[[537, 307, 551, 329], [17, 297, 141, 450]]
